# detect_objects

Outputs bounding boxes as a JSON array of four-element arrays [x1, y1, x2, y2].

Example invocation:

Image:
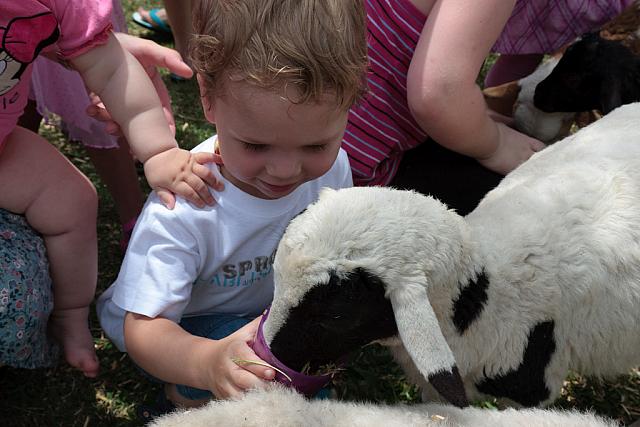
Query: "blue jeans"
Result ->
[[142, 313, 254, 401]]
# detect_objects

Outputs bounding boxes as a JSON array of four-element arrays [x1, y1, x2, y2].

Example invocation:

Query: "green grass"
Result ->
[[1, 2, 639, 426]]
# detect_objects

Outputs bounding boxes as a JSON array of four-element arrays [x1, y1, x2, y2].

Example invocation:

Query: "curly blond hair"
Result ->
[[190, 0, 368, 110]]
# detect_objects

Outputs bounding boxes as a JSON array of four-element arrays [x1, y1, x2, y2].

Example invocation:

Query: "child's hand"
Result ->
[[144, 147, 223, 209], [205, 317, 275, 400], [476, 122, 546, 175], [192, 150, 224, 193]]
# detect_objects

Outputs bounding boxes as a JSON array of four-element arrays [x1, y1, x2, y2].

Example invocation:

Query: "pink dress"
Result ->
[[493, 0, 633, 54], [29, 0, 127, 149], [0, 0, 112, 148]]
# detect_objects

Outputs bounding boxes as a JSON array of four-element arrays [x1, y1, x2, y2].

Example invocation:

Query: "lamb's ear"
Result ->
[[482, 80, 521, 117], [389, 285, 469, 408], [600, 76, 622, 115]]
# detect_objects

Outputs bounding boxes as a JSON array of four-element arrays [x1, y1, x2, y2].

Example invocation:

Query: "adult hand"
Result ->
[[476, 122, 546, 175]]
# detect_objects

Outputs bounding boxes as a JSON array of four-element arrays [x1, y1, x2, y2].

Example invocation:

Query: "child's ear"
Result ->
[[196, 73, 216, 123]]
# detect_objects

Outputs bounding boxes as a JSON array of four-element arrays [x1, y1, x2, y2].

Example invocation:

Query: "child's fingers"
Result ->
[[193, 151, 222, 165], [232, 366, 273, 391], [183, 175, 215, 206], [227, 316, 261, 343], [232, 347, 276, 381], [242, 316, 262, 338], [237, 360, 276, 381], [172, 182, 207, 208], [219, 371, 266, 400], [220, 382, 246, 401], [156, 189, 176, 210], [193, 163, 224, 192]]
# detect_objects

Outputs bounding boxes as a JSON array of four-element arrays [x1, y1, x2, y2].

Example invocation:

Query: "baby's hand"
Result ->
[[144, 148, 224, 209], [476, 123, 546, 175], [206, 318, 275, 400]]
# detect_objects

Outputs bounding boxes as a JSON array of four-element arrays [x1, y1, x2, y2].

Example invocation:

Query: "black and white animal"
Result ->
[[534, 32, 640, 115], [512, 57, 576, 143], [262, 103, 640, 409]]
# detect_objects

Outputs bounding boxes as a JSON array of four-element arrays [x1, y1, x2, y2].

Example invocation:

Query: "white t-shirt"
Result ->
[[97, 136, 352, 351]]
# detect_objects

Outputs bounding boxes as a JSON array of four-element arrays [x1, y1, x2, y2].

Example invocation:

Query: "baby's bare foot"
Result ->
[[49, 306, 99, 377]]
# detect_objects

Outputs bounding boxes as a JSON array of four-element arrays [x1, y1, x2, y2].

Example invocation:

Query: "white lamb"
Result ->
[[152, 103, 640, 427], [151, 384, 617, 427], [261, 102, 640, 410]]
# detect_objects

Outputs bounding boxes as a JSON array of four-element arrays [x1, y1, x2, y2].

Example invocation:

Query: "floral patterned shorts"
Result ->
[[0, 209, 59, 368]]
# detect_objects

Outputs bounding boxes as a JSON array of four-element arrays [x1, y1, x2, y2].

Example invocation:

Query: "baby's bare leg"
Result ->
[[0, 127, 99, 376]]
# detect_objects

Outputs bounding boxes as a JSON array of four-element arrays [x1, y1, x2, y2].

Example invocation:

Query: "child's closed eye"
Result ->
[[305, 144, 327, 152], [242, 142, 268, 152]]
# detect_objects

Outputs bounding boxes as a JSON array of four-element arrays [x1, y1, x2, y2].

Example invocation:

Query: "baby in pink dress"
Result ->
[[0, 1, 216, 377], [26, 0, 143, 249]]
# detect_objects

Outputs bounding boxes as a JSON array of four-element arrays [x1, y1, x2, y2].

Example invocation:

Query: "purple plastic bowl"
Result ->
[[251, 308, 333, 397]]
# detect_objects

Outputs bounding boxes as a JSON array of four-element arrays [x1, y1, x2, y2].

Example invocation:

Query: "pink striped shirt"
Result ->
[[345, 0, 631, 186], [345, 0, 428, 187]]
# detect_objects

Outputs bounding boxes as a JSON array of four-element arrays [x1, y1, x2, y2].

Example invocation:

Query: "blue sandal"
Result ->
[[131, 8, 171, 34]]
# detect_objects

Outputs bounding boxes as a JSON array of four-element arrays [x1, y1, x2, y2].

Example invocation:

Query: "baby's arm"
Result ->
[[70, 33, 214, 208], [407, 0, 545, 175], [124, 313, 275, 400]]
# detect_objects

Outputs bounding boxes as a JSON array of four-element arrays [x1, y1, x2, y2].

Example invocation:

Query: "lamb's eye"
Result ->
[[0, 60, 6, 75]]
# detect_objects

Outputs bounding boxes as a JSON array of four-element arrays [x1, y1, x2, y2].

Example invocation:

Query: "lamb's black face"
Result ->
[[533, 33, 629, 114], [534, 35, 602, 113], [270, 268, 397, 372]]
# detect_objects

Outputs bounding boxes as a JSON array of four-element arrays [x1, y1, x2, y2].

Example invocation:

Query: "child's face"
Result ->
[[203, 80, 348, 199]]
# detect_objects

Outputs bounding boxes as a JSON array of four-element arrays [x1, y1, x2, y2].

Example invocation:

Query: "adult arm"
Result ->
[[407, 0, 545, 174]]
